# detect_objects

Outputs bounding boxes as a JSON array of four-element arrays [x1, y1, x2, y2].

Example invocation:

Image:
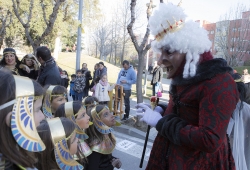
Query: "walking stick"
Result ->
[[139, 96, 159, 168]]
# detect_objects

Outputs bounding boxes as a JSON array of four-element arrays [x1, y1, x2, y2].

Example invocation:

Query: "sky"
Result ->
[[174, 0, 250, 22], [100, 0, 250, 23]]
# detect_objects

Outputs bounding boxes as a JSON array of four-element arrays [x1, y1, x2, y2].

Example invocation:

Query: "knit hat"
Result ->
[[149, 2, 212, 78]]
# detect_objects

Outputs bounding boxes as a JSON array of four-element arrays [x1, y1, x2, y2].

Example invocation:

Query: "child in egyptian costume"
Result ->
[[0, 71, 45, 169], [85, 104, 122, 170], [42, 85, 67, 118], [54, 101, 93, 158], [82, 96, 99, 110], [36, 117, 84, 170]]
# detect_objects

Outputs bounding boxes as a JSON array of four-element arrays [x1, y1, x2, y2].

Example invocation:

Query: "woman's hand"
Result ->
[[111, 158, 122, 169]]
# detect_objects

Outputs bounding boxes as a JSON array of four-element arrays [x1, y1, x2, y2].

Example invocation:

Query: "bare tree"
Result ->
[[12, 0, 65, 52], [0, 8, 12, 48], [92, 19, 112, 60], [127, 0, 152, 103], [215, 4, 250, 67]]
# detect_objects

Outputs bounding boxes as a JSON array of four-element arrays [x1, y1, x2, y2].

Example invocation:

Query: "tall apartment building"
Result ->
[[201, 11, 250, 66]]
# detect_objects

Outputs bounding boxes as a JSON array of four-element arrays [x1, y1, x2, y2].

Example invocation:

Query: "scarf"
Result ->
[[99, 79, 107, 86]]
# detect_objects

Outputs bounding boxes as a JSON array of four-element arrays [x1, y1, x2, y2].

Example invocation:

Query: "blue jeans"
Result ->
[[75, 92, 84, 101]]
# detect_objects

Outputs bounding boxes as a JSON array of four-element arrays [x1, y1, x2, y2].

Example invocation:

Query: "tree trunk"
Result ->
[[95, 41, 98, 58], [137, 51, 145, 103], [114, 44, 117, 65]]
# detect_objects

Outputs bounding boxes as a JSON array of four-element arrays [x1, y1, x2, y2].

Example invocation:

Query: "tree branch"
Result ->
[[12, 0, 35, 46], [140, 24, 150, 51], [127, 0, 139, 52], [37, 0, 65, 43], [40, 0, 49, 25], [0, 10, 12, 35]]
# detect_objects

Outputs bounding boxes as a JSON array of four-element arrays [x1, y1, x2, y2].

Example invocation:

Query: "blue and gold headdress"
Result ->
[[91, 106, 121, 134], [0, 76, 45, 152], [42, 85, 67, 118], [64, 101, 91, 140], [47, 117, 83, 170]]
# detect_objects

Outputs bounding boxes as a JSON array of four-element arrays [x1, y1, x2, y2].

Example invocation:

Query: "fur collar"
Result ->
[[171, 58, 233, 86]]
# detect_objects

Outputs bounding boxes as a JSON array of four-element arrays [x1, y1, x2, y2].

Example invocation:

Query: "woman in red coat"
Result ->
[[136, 2, 239, 170]]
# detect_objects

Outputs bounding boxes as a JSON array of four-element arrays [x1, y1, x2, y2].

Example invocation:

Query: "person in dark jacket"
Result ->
[[20, 53, 40, 80], [69, 74, 76, 101], [81, 63, 92, 97], [0, 48, 25, 76], [151, 61, 163, 96], [96, 62, 107, 79], [90, 63, 100, 89], [136, 2, 238, 170], [74, 70, 86, 101], [35, 46, 61, 86]]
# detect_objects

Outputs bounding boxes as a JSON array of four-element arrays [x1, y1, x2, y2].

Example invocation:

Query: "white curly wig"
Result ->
[[149, 2, 212, 78]]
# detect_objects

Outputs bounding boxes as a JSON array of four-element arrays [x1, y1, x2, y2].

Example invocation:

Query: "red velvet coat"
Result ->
[[146, 59, 239, 170]]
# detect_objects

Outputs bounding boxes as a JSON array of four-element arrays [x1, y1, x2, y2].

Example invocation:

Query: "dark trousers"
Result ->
[[118, 89, 131, 118], [99, 101, 108, 105], [83, 88, 89, 98], [72, 95, 76, 101], [75, 92, 84, 101], [152, 84, 156, 96]]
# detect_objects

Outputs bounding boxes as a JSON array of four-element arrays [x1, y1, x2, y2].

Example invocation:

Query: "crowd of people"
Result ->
[[0, 1, 250, 170], [0, 44, 137, 169]]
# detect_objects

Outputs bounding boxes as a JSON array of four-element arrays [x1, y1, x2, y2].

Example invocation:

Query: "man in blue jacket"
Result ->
[[35, 46, 61, 86], [116, 60, 137, 120]]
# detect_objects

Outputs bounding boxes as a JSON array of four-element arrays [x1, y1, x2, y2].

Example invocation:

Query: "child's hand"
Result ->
[[111, 158, 122, 169], [24, 65, 30, 73]]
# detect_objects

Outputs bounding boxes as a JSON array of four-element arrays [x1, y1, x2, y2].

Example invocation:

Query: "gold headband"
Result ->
[[3, 51, 15, 55], [47, 117, 74, 145], [64, 101, 74, 118], [14, 76, 34, 97]]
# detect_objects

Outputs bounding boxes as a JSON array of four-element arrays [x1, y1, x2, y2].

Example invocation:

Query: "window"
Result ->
[[211, 30, 214, 34]]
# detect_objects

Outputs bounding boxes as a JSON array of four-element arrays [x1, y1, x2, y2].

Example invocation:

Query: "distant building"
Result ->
[[200, 11, 250, 66]]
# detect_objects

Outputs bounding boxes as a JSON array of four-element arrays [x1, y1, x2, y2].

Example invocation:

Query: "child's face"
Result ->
[[100, 108, 115, 127], [77, 72, 82, 77], [69, 132, 78, 155], [51, 96, 67, 113], [25, 58, 33, 67], [62, 71, 66, 75], [75, 107, 90, 129], [33, 98, 45, 127], [71, 77, 76, 81], [101, 75, 107, 82]]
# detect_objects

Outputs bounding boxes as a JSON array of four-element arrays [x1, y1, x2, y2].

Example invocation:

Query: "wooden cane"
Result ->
[[139, 97, 159, 168]]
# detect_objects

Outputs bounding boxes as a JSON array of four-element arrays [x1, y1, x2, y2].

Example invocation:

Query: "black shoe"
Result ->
[[121, 117, 127, 121]]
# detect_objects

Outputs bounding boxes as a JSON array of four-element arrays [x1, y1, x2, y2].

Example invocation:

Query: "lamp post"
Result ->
[[143, 0, 155, 96], [76, 0, 83, 71]]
